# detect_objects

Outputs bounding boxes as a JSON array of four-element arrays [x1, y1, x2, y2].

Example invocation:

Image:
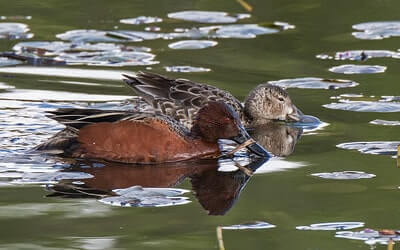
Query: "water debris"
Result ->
[[369, 119, 400, 126], [120, 16, 162, 25], [0, 22, 33, 40], [168, 40, 218, 49], [336, 228, 400, 246], [311, 171, 376, 180], [221, 221, 276, 230], [329, 64, 386, 74], [296, 222, 365, 231], [0, 56, 23, 67], [397, 145, 400, 168], [352, 21, 400, 40], [337, 141, 400, 156], [216, 227, 225, 250], [11, 172, 93, 185], [237, 0, 253, 12], [164, 65, 211, 72], [99, 186, 191, 207], [167, 11, 250, 23], [316, 50, 399, 61], [269, 77, 358, 89]]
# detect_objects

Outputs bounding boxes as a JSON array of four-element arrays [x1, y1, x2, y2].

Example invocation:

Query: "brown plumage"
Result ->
[[36, 101, 267, 164]]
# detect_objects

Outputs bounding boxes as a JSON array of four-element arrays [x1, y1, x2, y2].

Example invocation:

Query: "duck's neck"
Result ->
[[188, 124, 220, 159]]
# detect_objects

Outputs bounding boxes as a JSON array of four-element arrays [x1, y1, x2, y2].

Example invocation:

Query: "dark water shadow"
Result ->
[[47, 156, 268, 215]]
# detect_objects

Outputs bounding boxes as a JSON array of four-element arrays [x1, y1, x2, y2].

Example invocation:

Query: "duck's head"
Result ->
[[192, 101, 269, 157], [244, 83, 302, 123]]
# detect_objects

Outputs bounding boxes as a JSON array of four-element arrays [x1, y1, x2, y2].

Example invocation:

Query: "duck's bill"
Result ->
[[287, 105, 304, 122], [232, 127, 270, 158]]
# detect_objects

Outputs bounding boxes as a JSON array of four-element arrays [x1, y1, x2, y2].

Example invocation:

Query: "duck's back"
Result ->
[[123, 72, 245, 128]]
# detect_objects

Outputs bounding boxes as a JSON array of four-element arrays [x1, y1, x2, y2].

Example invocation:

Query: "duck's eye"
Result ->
[[278, 97, 285, 102]]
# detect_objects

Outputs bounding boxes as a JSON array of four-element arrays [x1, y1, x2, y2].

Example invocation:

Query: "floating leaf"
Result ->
[[329, 64, 386, 74], [369, 119, 400, 126], [311, 171, 375, 180], [120, 16, 162, 25], [336, 228, 400, 245], [317, 50, 398, 61], [352, 21, 400, 40], [168, 11, 250, 23], [269, 77, 358, 89], [324, 101, 400, 112], [168, 40, 218, 49], [337, 141, 400, 156], [99, 186, 191, 208], [222, 221, 276, 230], [296, 222, 365, 231], [0, 22, 33, 40], [165, 65, 211, 72]]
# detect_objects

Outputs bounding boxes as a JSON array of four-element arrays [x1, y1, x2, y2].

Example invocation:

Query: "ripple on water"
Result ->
[[165, 65, 211, 72], [0, 22, 33, 40], [317, 50, 399, 61], [369, 119, 400, 126], [269, 77, 358, 89], [168, 40, 218, 49], [221, 221, 276, 230], [311, 171, 376, 180], [296, 222, 365, 231], [167, 10, 250, 23], [352, 21, 400, 40], [337, 141, 400, 156], [99, 186, 191, 207], [329, 64, 386, 74], [120, 16, 162, 25]]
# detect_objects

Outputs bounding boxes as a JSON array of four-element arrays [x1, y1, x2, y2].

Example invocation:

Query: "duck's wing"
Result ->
[[123, 72, 244, 128]]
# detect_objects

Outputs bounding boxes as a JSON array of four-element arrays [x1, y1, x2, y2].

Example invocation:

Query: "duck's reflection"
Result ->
[[248, 122, 303, 157], [47, 156, 268, 215]]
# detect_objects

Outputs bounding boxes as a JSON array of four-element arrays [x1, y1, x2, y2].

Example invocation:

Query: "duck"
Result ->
[[122, 72, 303, 129], [36, 101, 269, 164]]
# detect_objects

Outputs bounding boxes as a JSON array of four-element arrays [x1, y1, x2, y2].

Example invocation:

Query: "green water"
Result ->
[[0, 0, 399, 249]]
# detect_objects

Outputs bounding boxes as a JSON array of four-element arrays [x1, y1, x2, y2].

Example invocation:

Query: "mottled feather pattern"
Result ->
[[123, 72, 244, 129]]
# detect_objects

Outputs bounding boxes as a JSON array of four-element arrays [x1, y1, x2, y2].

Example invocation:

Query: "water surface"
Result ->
[[1, 0, 400, 249]]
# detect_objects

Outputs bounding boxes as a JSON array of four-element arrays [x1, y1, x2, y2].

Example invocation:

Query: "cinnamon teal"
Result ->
[[123, 72, 303, 128], [36, 101, 269, 164]]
